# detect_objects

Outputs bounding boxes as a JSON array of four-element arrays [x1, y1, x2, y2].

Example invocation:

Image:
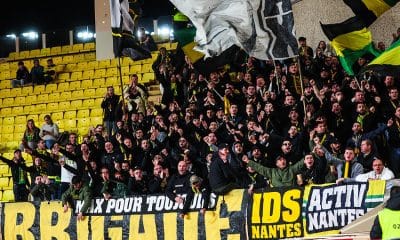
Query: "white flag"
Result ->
[[170, 0, 298, 60]]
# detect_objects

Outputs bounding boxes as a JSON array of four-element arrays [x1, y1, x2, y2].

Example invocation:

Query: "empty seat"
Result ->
[[23, 105, 35, 114], [87, 61, 98, 70], [51, 46, 62, 55], [0, 108, 12, 117], [106, 67, 118, 77], [29, 49, 41, 58], [10, 88, 22, 97], [90, 117, 103, 126], [14, 96, 26, 106], [33, 85, 46, 95], [0, 177, 10, 189], [105, 76, 118, 86], [48, 92, 60, 102], [73, 54, 85, 63], [77, 61, 88, 71], [25, 95, 37, 104], [2, 189, 14, 202], [2, 125, 14, 134], [0, 165, 9, 177], [95, 88, 106, 97], [11, 106, 24, 115], [26, 114, 38, 123], [64, 110, 76, 119], [82, 70, 94, 79], [109, 59, 118, 67], [69, 81, 81, 91], [60, 92, 72, 101], [14, 124, 25, 134], [18, 51, 29, 59], [121, 57, 133, 66], [1, 134, 13, 142], [62, 55, 74, 64], [61, 45, 72, 53], [98, 60, 110, 69], [57, 72, 70, 81], [81, 79, 93, 89], [52, 56, 63, 65], [141, 73, 154, 83], [0, 81, 9, 89], [142, 63, 152, 73], [2, 98, 14, 107], [77, 109, 90, 118], [36, 93, 49, 103], [14, 116, 26, 125], [93, 78, 105, 88], [52, 112, 63, 121], [58, 101, 71, 110], [8, 52, 17, 60], [57, 82, 70, 92], [82, 99, 95, 109], [71, 90, 84, 99], [64, 63, 77, 72], [47, 102, 59, 112], [21, 86, 33, 96], [83, 89, 96, 98], [0, 89, 10, 97], [63, 119, 77, 130], [71, 71, 83, 81], [94, 69, 106, 78], [121, 66, 130, 75], [72, 43, 84, 52], [34, 104, 47, 113], [40, 48, 51, 56], [122, 75, 130, 84], [83, 42, 95, 51], [130, 64, 142, 74], [70, 100, 82, 109], [90, 108, 103, 117], [77, 118, 90, 127]]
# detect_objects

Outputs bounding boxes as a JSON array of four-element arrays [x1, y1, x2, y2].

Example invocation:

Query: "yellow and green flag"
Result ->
[[361, 39, 400, 75], [321, 17, 380, 75]]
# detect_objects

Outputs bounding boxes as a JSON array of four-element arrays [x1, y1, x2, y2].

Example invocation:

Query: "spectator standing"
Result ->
[[20, 119, 41, 152], [30, 59, 44, 85], [12, 61, 30, 88], [0, 150, 30, 201], [39, 115, 59, 149], [61, 176, 92, 221], [101, 86, 121, 137]]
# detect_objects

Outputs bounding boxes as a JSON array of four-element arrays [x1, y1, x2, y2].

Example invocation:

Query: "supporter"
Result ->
[[179, 175, 211, 218], [23, 156, 47, 188], [138, 27, 157, 52], [39, 115, 59, 149], [241, 165, 268, 194], [61, 176, 91, 221], [11, 61, 31, 88], [20, 119, 41, 152], [30, 59, 44, 85], [357, 139, 378, 172], [43, 58, 57, 84], [298, 37, 313, 58], [166, 160, 192, 204], [0, 150, 30, 201], [123, 79, 148, 114], [128, 166, 148, 194], [325, 147, 363, 180], [30, 175, 55, 201], [100, 141, 123, 173], [337, 158, 394, 183], [101, 86, 121, 137], [148, 163, 170, 193]]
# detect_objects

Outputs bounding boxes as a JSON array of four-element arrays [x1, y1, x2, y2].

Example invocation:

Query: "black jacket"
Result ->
[[165, 172, 191, 201], [209, 155, 237, 191]]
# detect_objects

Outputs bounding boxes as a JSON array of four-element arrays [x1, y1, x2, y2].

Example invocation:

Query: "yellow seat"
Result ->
[[0, 177, 10, 189], [142, 63, 152, 73], [51, 46, 62, 55], [87, 61, 98, 70], [38, 113, 48, 122], [121, 57, 133, 66], [21, 86, 33, 96], [82, 70, 94, 79], [47, 102, 59, 112], [82, 99, 95, 109], [52, 56, 63, 65], [26, 114, 38, 123], [0, 108, 12, 117], [71, 90, 84, 99], [34, 104, 47, 113], [52, 112, 63, 121], [83, 89, 96, 98], [98, 60, 110, 69], [63, 55, 74, 64], [60, 92, 72, 101], [0, 63, 10, 71], [109, 59, 118, 67], [1, 70, 11, 80], [94, 69, 106, 78], [130, 64, 142, 74], [57, 72, 70, 81], [41, 48, 51, 56], [105, 76, 118, 86], [10, 87, 22, 97], [0, 89, 9, 97], [14, 96, 26, 106], [0, 165, 9, 177], [8, 52, 17, 60], [33, 85, 46, 95], [70, 100, 82, 109], [77, 61, 88, 71], [77, 109, 90, 118], [2, 125, 14, 134], [48, 92, 60, 102], [1, 134, 13, 142], [73, 54, 85, 63], [18, 51, 30, 59], [95, 87, 106, 97], [90, 117, 103, 126], [121, 66, 130, 75], [71, 71, 83, 81], [94, 98, 103, 107], [36, 93, 49, 103], [12, 106, 24, 115], [72, 43, 84, 53], [64, 119, 77, 130], [69, 81, 81, 91], [83, 42, 95, 51], [23, 105, 35, 114], [106, 67, 118, 77], [84, 52, 96, 61], [3, 189, 14, 202], [81, 79, 93, 89], [0, 81, 9, 89], [93, 78, 105, 88], [57, 82, 69, 92], [14, 124, 25, 134], [62, 45, 72, 53], [25, 95, 37, 104], [2, 98, 14, 107], [14, 116, 26, 125], [58, 101, 71, 110], [77, 118, 90, 130], [141, 72, 154, 83], [29, 49, 41, 58], [64, 110, 76, 119], [64, 63, 77, 72]]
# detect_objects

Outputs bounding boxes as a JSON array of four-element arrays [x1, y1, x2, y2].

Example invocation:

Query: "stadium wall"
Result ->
[[293, 0, 400, 51]]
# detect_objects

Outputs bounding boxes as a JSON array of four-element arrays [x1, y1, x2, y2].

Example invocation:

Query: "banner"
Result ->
[[1, 182, 386, 240]]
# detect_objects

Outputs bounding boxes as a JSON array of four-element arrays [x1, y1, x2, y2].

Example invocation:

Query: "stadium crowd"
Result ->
[[1, 35, 399, 218]]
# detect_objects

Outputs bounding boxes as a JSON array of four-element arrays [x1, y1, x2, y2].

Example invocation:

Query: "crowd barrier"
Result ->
[[1, 181, 386, 240]]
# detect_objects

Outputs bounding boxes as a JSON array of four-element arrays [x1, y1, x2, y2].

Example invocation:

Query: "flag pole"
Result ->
[[296, 57, 307, 119], [272, 60, 281, 94], [117, 56, 127, 122]]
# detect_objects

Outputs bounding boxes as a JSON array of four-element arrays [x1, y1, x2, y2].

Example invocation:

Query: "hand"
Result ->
[[103, 193, 111, 200], [77, 212, 84, 221], [199, 208, 206, 215], [387, 118, 394, 127], [242, 155, 250, 164], [175, 196, 184, 204], [63, 204, 69, 213], [178, 213, 185, 219], [336, 178, 345, 184]]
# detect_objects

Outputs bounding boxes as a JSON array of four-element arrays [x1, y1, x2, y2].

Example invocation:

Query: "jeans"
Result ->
[[105, 120, 117, 137], [12, 79, 24, 88], [13, 184, 29, 202], [45, 139, 56, 149]]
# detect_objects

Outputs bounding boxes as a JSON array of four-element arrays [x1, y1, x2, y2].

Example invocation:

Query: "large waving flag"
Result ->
[[361, 39, 400, 76], [343, 0, 400, 26], [169, 0, 298, 61], [321, 17, 380, 75]]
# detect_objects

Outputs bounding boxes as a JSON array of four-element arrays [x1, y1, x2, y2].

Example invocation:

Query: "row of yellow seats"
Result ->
[[57, 69, 152, 84], [0, 189, 14, 202], [8, 42, 96, 60], [0, 97, 105, 117]]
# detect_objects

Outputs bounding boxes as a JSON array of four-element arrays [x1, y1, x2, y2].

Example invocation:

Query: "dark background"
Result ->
[[0, 0, 174, 35]]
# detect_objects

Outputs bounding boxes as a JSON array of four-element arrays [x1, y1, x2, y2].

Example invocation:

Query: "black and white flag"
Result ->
[[169, 0, 298, 60]]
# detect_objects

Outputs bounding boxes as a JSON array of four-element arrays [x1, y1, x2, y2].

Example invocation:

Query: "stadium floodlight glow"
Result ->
[[77, 31, 94, 40], [22, 32, 38, 39], [6, 34, 16, 39], [158, 27, 170, 36]]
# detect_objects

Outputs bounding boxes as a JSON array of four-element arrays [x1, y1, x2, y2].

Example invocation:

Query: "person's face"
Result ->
[[209, 122, 218, 133], [124, 138, 133, 148], [66, 145, 74, 153], [81, 144, 89, 153], [133, 169, 143, 180], [208, 133, 217, 144], [69, 134, 77, 144], [178, 138, 188, 148], [105, 142, 113, 152], [89, 161, 97, 170], [244, 73, 252, 82], [332, 103, 342, 114], [135, 130, 144, 139], [281, 141, 292, 153], [372, 159, 384, 175], [284, 96, 295, 106], [101, 169, 110, 180], [356, 103, 367, 114], [315, 123, 326, 133], [153, 165, 162, 175], [331, 142, 341, 152], [252, 148, 261, 158], [229, 105, 238, 114], [73, 181, 82, 190], [344, 150, 355, 161], [27, 120, 34, 129], [38, 140, 46, 149], [354, 92, 365, 102], [360, 141, 371, 153], [107, 87, 114, 96], [352, 123, 362, 133], [131, 113, 139, 122], [34, 158, 41, 166], [288, 126, 298, 136], [304, 155, 314, 168], [141, 140, 149, 150], [234, 143, 243, 153], [389, 89, 398, 100], [288, 65, 298, 74], [246, 105, 254, 114], [256, 77, 265, 87], [44, 117, 51, 124], [289, 110, 298, 120], [395, 108, 400, 119], [358, 58, 366, 65], [384, 76, 394, 86], [177, 161, 187, 175], [276, 157, 287, 169]]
